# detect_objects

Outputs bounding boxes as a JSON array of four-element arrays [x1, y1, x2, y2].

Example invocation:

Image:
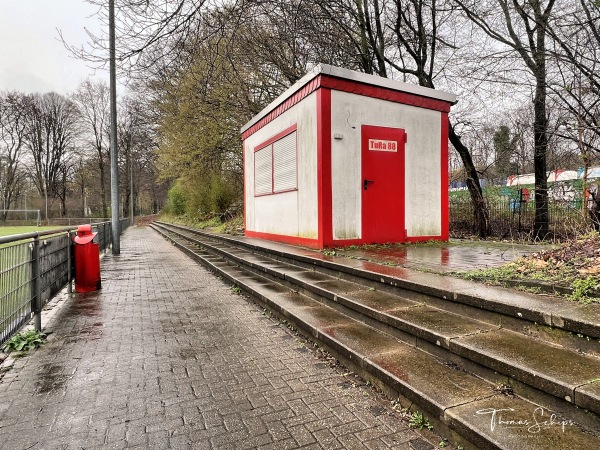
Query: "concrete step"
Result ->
[[158, 222, 600, 341], [162, 224, 600, 361], [152, 224, 600, 450], [157, 224, 600, 410], [154, 225, 600, 413]]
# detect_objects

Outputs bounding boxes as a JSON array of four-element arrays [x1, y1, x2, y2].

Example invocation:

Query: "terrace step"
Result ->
[[152, 222, 600, 449]]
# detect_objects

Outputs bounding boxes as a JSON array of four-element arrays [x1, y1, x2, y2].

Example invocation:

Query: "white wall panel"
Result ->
[[330, 90, 442, 239], [254, 191, 299, 234], [244, 93, 318, 238]]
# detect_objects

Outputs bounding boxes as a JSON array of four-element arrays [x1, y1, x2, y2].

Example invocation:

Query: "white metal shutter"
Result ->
[[254, 146, 272, 195], [273, 131, 297, 192]]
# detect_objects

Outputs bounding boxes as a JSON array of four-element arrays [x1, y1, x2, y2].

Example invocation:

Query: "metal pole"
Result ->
[[129, 154, 134, 226], [31, 236, 42, 331], [66, 231, 72, 295], [109, 0, 120, 254]]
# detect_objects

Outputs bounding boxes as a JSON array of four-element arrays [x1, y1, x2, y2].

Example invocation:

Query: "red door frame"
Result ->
[[361, 125, 406, 244]]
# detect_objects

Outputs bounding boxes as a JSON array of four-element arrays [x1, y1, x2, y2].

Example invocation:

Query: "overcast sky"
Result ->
[[0, 0, 109, 95]]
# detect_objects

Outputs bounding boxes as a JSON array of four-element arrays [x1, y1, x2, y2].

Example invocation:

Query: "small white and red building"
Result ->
[[241, 64, 457, 249]]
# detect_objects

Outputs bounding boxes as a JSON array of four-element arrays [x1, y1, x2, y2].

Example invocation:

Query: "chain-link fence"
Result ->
[[450, 195, 590, 240]]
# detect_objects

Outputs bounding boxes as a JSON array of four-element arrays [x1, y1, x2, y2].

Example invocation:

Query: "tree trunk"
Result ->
[[99, 160, 108, 219], [532, 21, 550, 240], [532, 74, 549, 240], [81, 181, 86, 217], [449, 122, 490, 238]]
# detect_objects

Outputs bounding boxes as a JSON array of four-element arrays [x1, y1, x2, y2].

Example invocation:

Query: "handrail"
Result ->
[[0, 222, 111, 245], [0, 227, 76, 245]]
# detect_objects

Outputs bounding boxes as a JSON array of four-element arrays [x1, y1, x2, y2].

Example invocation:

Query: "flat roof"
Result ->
[[241, 64, 458, 134]]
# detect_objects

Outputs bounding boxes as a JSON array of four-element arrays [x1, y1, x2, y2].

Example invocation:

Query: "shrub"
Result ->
[[3, 330, 46, 353], [166, 182, 187, 216]]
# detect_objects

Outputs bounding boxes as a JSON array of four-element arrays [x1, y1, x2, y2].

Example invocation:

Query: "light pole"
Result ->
[[129, 153, 134, 226], [109, 0, 120, 254]]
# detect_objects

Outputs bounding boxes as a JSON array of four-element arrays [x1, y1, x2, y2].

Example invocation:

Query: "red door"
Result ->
[[361, 125, 406, 243]]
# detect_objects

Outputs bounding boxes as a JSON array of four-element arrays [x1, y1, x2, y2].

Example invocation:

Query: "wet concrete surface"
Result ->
[[452, 328, 600, 413], [385, 307, 499, 346], [330, 240, 545, 273], [233, 233, 600, 340], [368, 349, 494, 415], [445, 394, 596, 450], [0, 226, 437, 450]]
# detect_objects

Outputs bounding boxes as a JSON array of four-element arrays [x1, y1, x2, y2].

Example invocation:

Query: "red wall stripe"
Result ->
[[440, 112, 449, 240], [317, 88, 333, 248], [242, 141, 247, 233], [245, 230, 321, 249]]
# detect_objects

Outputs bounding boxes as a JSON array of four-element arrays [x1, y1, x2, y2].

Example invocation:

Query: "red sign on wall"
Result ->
[[368, 139, 398, 152]]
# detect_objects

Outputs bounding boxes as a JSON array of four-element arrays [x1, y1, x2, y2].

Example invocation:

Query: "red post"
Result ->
[[73, 225, 101, 293]]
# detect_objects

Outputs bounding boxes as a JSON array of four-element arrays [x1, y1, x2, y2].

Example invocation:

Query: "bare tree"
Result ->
[[23, 93, 80, 220], [72, 80, 111, 218], [62, 0, 214, 77], [71, 154, 95, 216], [546, 1, 600, 139], [0, 92, 32, 218], [545, 1, 600, 203], [455, 0, 556, 239], [118, 96, 140, 218]]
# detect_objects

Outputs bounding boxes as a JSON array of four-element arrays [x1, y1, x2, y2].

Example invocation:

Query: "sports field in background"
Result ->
[[0, 226, 66, 238]]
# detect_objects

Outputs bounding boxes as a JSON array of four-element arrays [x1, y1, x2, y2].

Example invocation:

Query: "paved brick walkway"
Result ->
[[0, 226, 435, 450]]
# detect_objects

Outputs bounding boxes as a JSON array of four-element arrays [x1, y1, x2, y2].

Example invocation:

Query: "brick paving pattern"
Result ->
[[0, 226, 434, 450]]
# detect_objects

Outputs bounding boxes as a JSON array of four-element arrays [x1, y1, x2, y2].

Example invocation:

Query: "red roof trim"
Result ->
[[241, 74, 452, 140], [320, 77, 451, 113], [241, 77, 322, 140]]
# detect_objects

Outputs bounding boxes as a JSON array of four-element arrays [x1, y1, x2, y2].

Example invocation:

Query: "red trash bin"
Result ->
[[73, 224, 101, 293]]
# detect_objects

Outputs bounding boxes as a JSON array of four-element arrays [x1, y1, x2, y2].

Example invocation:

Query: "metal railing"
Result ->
[[0, 219, 131, 347], [450, 196, 590, 240], [47, 217, 110, 227]]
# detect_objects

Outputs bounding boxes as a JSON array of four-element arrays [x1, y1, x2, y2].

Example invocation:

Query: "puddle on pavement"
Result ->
[[370, 405, 386, 417], [179, 348, 197, 360], [338, 380, 352, 390], [75, 322, 104, 339], [64, 295, 102, 318], [35, 362, 71, 394], [339, 242, 541, 272]]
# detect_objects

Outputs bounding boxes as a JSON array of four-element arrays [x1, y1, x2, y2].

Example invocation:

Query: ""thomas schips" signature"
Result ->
[[475, 407, 577, 433]]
